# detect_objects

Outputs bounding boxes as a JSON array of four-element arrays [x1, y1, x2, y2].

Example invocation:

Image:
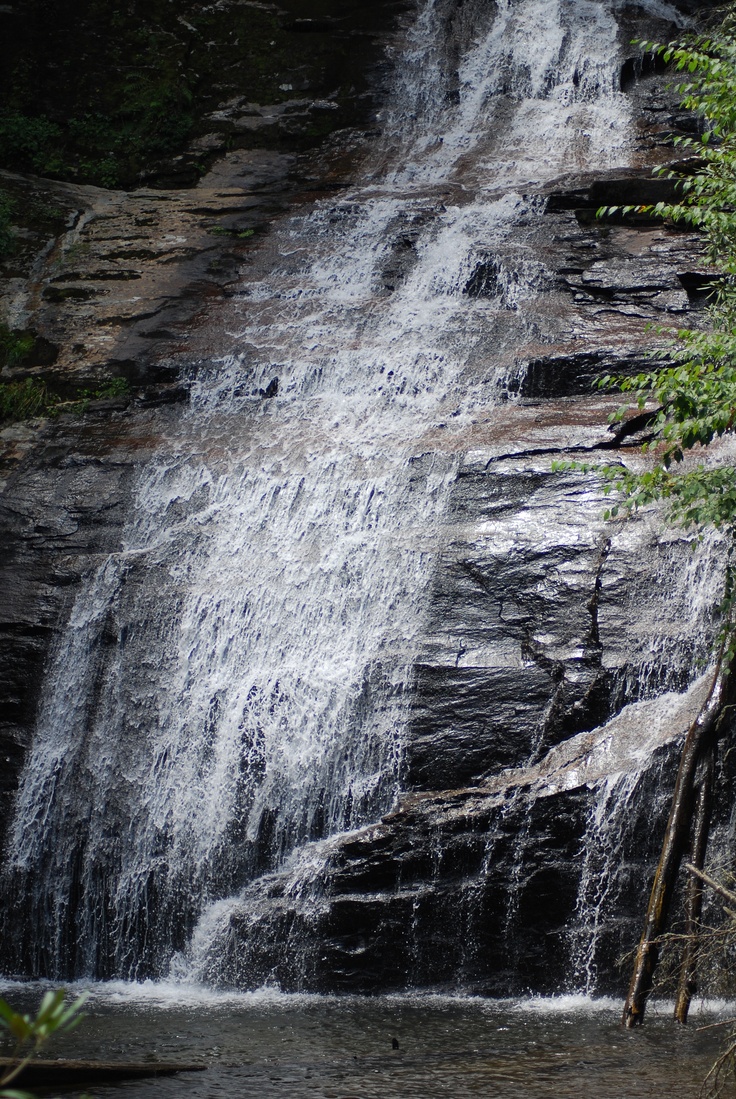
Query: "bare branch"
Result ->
[[685, 863, 736, 907]]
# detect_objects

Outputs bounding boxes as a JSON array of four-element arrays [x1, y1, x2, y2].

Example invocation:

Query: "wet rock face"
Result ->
[[208, 744, 686, 995], [406, 461, 704, 792], [0, 407, 173, 847], [318, 787, 598, 995], [397, 168, 718, 798], [0, 153, 298, 389], [0, 0, 407, 393], [0, 1, 406, 845], [0, 0, 729, 994], [208, 677, 725, 995]]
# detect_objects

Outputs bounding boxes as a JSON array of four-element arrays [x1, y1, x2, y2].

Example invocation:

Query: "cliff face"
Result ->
[[181, 201, 728, 989], [0, 0, 405, 841], [0, 0, 730, 993], [0, 0, 405, 388]]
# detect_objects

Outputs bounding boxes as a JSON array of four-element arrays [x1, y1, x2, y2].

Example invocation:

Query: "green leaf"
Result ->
[[578, 17, 736, 553]]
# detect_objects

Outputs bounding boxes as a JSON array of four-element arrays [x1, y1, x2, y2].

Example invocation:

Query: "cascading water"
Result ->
[[1, 0, 709, 992], [382, 0, 634, 191]]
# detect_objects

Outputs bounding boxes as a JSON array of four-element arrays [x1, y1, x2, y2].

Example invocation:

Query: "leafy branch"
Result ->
[[555, 13, 736, 553], [0, 990, 88, 1097]]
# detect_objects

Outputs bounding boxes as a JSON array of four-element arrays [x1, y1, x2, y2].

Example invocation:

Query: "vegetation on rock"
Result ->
[[0, 379, 53, 424], [0, 371, 130, 426], [560, 13, 736, 544], [0, 326, 35, 372], [0, 192, 15, 259], [0, 0, 388, 189]]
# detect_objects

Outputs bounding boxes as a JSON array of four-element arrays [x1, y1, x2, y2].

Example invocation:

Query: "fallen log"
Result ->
[[0, 1057, 207, 1086], [622, 646, 735, 1028], [674, 744, 715, 1025]]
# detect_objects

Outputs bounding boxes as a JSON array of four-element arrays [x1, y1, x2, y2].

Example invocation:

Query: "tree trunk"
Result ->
[[674, 744, 715, 1024], [622, 647, 733, 1028]]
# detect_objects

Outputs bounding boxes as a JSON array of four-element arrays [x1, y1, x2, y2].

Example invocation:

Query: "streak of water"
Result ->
[[380, 0, 685, 190]]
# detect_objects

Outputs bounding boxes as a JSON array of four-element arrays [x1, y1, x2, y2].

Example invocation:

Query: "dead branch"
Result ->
[[685, 863, 736, 908]]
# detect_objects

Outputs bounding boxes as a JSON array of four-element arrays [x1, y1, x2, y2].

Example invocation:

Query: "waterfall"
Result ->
[[382, 0, 634, 190], [2, 0, 700, 989]]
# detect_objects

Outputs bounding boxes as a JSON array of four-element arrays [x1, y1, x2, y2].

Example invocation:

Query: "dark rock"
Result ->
[[408, 665, 555, 788], [514, 350, 651, 398], [619, 50, 670, 92], [202, 729, 690, 995], [464, 259, 502, 299], [283, 19, 336, 33], [677, 270, 720, 304]]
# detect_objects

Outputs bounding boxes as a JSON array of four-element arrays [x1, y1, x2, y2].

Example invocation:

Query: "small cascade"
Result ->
[[171, 839, 339, 990], [607, 529, 727, 707], [568, 768, 663, 993], [0, 0, 713, 995], [562, 669, 721, 993], [2, 409, 457, 977]]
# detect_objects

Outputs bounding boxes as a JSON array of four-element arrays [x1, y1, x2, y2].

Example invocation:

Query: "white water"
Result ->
[[382, 0, 636, 191], [2, 0, 706, 989]]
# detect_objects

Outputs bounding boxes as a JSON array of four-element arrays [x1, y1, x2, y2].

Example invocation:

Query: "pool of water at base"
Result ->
[[0, 983, 730, 1099]]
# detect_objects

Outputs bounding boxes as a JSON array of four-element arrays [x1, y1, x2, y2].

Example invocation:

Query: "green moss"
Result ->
[[59, 378, 130, 415], [0, 320, 130, 422], [209, 226, 256, 239], [92, 378, 130, 399], [0, 376, 132, 424]]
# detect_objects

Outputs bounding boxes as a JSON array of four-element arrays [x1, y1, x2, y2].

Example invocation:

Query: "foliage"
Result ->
[[0, 989, 88, 1095], [68, 377, 131, 414], [0, 0, 358, 188], [555, 10, 736, 1060], [0, 191, 15, 259], [0, 115, 66, 179], [0, 7, 196, 189], [209, 226, 256, 239], [0, 380, 58, 426], [0, 327, 35, 372], [555, 10, 736, 556], [0, 379, 55, 424], [91, 377, 130, 399]]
